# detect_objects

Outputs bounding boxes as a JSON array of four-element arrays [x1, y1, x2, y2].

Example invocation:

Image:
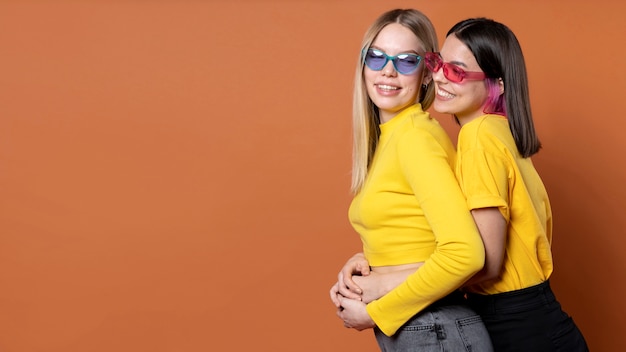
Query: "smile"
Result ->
[[437, 88, 455, 99], [377, 84, 399, 91]]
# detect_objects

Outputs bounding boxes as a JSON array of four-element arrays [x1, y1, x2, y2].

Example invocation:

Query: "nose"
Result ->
[[431, 66, 445, 82], [381, 60, 396, 76]]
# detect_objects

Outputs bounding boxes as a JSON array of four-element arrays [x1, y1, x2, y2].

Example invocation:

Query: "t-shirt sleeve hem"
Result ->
[[467, 194, 509, 220]]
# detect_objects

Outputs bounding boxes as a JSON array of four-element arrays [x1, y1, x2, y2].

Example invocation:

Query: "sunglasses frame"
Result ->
[[363, 48, 422, 75], [424, 52, 486, 83]]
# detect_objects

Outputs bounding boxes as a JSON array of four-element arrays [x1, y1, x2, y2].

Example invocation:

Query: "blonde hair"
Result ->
[[351, 9, 438, 193]]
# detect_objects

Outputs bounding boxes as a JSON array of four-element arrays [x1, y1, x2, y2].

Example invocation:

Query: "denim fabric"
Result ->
[[374, 304, 493, 352], [467, 280, 589, 352]]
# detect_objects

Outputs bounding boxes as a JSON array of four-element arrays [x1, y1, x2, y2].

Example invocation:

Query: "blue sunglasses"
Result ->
[[363, 48, 422, 75]]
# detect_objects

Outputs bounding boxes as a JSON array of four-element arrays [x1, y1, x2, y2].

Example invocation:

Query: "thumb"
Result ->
[[359, 264, 371, 276]]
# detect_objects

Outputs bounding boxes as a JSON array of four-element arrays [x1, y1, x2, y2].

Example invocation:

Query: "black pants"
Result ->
[[466, 280, 589, 352]]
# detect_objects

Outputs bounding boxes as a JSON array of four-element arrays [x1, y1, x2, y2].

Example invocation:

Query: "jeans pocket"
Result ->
[[456, 315, 494, 352]]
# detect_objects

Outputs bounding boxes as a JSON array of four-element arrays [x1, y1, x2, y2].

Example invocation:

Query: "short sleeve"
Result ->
[[457, 147, 510, 221]]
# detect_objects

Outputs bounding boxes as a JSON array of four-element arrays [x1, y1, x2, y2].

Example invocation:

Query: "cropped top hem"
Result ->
[[365, 245, 435, 267]]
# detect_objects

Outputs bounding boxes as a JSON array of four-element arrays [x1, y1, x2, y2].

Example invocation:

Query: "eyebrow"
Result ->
[[370, 45, 420, 55], [447, 60, 470, 68], [436, 52, 471, 68]]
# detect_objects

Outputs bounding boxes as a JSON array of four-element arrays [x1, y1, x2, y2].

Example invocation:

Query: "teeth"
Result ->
[[378, 85, 398, 91], [437, 88, 454, 98]]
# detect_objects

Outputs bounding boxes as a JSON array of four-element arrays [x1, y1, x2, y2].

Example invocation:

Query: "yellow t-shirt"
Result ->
[[456, 114, 553, 295], [349, 104, 485, 336]]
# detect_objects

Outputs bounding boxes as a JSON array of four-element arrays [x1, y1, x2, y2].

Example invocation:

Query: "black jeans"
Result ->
[[466, 280, 589, 352]]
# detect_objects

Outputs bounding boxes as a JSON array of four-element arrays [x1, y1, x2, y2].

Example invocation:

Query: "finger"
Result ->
[[336, 271, 345, 288], [337, 272, 362, 299], [337, 295, 350, 310], [336, 272, 349, 292], [330, 284, 342, 307], [338, 284, 362, 300], [340, 271, 363, 295], [342, 275, 363, 295]]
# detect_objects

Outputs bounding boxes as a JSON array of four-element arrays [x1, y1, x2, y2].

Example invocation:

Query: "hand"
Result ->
[[351, 272, 383, 304], [337, 253, 370, 299], [330, 272, 385, 307], [336, 296, 375, 331]]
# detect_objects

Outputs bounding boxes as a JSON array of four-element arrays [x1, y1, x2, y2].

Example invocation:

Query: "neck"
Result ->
[[379, 111, 396, 124]]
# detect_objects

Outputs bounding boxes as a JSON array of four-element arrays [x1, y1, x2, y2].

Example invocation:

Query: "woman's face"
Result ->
[[432, 34, 489, 124], [364, 23, 427, 124]]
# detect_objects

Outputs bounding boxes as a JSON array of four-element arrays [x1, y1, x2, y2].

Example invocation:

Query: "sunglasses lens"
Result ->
[[444, 64, 466, 83], [424, 53, 441, 73], [426, 52, 485, 83], [364, 49, 387, 71], [395, 54, 420, 74]]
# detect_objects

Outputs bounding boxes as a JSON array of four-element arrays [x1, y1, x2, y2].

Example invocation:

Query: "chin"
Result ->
[[433, 103, 452, 115]]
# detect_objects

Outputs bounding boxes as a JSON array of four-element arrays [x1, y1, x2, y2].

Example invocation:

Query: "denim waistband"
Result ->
[[466, 280, 556, 315]]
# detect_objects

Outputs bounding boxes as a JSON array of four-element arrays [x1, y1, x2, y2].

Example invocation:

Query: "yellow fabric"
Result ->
[[456, 114, 553, 295], [349, 104, 485, 336]]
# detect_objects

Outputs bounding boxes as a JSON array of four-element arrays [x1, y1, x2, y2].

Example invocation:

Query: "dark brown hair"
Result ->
[[448, 18, 541, 157]]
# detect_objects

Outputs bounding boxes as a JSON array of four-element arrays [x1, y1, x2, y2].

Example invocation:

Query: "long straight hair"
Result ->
[[351, 9, 438, 193], [448, 18, 541, 157]]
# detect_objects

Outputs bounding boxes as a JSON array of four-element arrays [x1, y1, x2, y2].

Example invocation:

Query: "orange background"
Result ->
[[1, 1, 625, 351]]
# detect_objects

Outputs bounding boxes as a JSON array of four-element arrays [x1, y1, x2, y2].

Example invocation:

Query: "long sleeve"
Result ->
[[365, 125, 485, 336]]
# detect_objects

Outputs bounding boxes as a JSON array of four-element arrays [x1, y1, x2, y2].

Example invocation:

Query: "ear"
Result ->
[[498, 78, 504, 95], [422, 70, 433, 86]]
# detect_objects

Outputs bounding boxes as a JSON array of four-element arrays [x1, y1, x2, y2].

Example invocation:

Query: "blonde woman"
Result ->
[[329, 9, 493, 351]]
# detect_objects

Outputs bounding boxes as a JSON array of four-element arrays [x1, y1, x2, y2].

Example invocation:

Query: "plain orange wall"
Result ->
[[1, 1, 625, 351]]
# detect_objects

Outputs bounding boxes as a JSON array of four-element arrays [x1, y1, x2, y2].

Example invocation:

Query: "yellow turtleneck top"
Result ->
[[349, 104, 485, 336]]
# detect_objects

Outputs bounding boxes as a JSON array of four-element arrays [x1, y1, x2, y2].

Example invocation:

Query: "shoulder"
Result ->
[[458, 115, 511, 150], [403, 106, 450, 143], [388, 105, 455, 157], [460, 115, 508, 135]]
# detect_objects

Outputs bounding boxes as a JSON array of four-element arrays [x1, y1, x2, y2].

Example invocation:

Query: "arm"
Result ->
[[464, 207, 507, 286], [365, 128, 485, 336], [455, 121, 514, 286]]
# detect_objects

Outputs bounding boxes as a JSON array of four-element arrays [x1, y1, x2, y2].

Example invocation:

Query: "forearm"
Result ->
[[465, 207, 507, 286], [463, 267, 498, 287]]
